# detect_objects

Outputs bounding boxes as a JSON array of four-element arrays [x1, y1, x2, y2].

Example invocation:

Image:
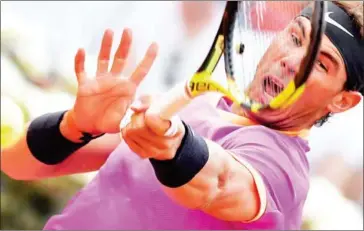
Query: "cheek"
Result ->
[[306, 70, 344, 93], [257, 33, 291, 70], [300, 75, 343, 106], [256, 42, 278, 74], [262, 40, 283, 60]]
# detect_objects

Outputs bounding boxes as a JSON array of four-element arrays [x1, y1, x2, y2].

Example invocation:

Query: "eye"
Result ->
[[317, 60, 328, 72], [291, 33, 302, 47]]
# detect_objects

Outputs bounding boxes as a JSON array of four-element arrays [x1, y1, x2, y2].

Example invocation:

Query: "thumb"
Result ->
[[130, 94, 153, 113], [145, 110, 171, 136]]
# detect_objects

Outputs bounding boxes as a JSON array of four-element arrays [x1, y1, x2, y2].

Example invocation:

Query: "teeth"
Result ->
[[263, 77, 283, 97]]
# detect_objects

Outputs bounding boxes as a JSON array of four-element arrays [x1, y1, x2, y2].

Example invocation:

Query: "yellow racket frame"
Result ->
[[144, 1, 325, 122], [185, 35, 306, 114]]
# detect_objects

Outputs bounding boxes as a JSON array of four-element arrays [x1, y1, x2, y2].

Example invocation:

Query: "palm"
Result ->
[[71, 29, 158, 134]]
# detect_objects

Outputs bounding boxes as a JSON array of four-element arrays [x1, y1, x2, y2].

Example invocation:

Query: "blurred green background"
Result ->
[[1, 6, 89, 228], [1, 27, 88, 229], [1, 173, 84, 229]]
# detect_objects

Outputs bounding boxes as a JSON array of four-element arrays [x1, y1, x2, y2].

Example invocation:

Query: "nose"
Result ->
[[280, 54, 302, 77]]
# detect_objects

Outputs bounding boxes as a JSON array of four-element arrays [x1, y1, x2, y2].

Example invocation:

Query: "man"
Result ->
[[1, 1, 363, 230]]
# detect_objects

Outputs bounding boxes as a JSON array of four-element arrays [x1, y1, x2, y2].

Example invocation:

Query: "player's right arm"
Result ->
[[1, 28, 158, 180], [1, 118, 121, 180]]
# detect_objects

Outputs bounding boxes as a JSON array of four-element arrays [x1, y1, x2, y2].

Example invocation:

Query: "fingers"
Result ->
[[122, 133, 146, 158], [123, 131, 165, 159], [124, 111, 168, 141], [80, 28, 157, 84], [97, 29, 114, 75], [74, 48, 86, 83], [130, 95, 181, 137], [121, 114, 173, 159], [110, 28, 132, 75], [121, 113, 151, 158], [130, 42, 158, 86], [145, 111, 173, 136]]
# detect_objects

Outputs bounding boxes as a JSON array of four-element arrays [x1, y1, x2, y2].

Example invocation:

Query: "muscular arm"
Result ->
[[1, 111, 121, 180], [123, 94, 308, 225], [161, 139, 262, 222], [157, 125, 309, 228]]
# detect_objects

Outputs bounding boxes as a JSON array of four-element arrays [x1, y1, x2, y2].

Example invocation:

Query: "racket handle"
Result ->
[[148, 81, 192, 121], [119, 82, 192, 136]]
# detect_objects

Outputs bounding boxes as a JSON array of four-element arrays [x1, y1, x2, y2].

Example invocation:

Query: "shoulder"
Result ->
[[221, 125, 310, 185], [178, 94, 223, 121], [220, 125, 310, 191], [222, 125, 310, 227], [220, 125, 309, 156]]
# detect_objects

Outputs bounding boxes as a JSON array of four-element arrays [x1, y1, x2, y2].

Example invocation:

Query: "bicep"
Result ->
[[160, 138, 260, 222], [204, 146, 308, 226], [201, 151, 261, 222]]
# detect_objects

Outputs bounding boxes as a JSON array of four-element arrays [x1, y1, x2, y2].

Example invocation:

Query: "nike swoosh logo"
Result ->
[[325, 12, 354, 37]]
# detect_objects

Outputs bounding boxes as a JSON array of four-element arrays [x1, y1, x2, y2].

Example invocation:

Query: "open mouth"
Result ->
[[262, 76, 284, 98]]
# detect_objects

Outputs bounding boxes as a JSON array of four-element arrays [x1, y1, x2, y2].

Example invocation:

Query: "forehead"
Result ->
[[320, 34, 345, 66]]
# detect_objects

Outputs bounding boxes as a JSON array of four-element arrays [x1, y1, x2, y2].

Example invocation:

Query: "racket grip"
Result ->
[[119, 82, 192, 137], [148, 81, 192, 121]]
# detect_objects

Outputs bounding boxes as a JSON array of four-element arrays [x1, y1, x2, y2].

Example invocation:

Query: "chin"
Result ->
[[231, 101, 295, 129]]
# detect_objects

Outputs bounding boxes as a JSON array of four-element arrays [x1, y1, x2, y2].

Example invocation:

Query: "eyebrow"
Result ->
[[320, 50, 340, 69], [295, 18, 307, 40]]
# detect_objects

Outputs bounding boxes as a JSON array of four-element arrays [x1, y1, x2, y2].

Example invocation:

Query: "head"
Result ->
[[238, 1, 364, 131]]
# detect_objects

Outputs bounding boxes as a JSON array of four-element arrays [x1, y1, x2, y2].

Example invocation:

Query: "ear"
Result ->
[[327, 91, 362, 113]]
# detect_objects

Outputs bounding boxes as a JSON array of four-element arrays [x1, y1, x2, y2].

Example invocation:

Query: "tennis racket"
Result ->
[[120, 1, 326, 132]]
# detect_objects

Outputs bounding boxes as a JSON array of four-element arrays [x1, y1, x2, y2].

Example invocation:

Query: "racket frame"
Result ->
[[134, 1, 327, 122]]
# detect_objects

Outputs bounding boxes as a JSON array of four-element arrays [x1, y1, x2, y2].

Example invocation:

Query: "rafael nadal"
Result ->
[[1, 1, 363, 230]]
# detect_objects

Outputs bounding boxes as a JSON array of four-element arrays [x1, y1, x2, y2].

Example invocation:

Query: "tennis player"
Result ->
[[1, 1, 363, 230]]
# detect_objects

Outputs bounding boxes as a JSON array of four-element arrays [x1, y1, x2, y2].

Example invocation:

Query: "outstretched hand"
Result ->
[[69, 28, 158, 135]]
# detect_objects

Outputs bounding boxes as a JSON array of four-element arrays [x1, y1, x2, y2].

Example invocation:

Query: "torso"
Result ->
[[44, 95, 310, 230]]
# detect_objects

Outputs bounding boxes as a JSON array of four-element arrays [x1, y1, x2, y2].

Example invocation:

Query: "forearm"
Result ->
[[150, 122, 260, 222], [163, 139, 259, 221], [1, 111, 119, 180], [162, 139, 232, 207]]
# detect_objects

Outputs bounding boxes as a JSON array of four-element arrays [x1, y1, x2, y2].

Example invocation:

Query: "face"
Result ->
[[237, 16, 361, 130]]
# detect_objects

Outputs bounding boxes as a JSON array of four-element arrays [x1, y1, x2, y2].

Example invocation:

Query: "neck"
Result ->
[[262, 112, 316, 131], [246, 111, 313, 131], [218, 108, 311, 138], [231, 102, 318, 132]]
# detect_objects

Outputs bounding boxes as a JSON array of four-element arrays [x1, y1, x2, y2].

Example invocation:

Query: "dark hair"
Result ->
[[314, 113, 333, 127], [315, 1, 363, 127], [337, 1, 364, 96]]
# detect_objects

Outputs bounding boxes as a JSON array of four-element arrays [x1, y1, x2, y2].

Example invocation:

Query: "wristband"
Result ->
[[150, 121, 209, 188], [26, 111, 103, 165]]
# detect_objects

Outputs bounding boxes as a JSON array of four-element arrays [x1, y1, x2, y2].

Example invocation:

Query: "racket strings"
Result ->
[[231, 1, 306, 105]]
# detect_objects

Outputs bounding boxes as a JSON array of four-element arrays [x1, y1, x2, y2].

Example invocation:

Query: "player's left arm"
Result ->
[[122, 98, 308, 224], [121, 104, 265, 223], [161, 137, 263, 222]]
